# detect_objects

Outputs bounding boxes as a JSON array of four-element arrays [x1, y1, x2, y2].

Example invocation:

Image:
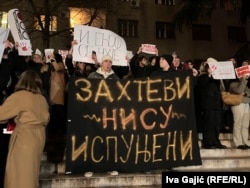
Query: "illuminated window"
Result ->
[[220, 0, 240, 11], [118, 19, 138, 37], [155, 0, 177, 5], [0, 12, 8, 28], [34, 15, 57, 31], [69, 7, 106, 28]]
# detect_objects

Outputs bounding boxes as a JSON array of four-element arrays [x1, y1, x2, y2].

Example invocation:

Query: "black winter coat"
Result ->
[[197, 73, 222, 110]]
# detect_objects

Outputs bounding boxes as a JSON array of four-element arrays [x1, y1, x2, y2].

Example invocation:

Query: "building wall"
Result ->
[[106, 0, 249, 62], [2, 0, 249, 62]]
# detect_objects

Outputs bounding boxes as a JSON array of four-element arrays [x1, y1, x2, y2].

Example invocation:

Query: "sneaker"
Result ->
[[84, 172, 93, 177], [109, 171, 119, 176]]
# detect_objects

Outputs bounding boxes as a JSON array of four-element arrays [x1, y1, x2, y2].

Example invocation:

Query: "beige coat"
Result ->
[[0, 91, 50, 188], [50, 61, 66, 105]]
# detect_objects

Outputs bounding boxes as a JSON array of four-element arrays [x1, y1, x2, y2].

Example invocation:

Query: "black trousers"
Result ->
[[0, 123, 10, 188], [202, 109, 223, 146], [46, 104, 67, 163]]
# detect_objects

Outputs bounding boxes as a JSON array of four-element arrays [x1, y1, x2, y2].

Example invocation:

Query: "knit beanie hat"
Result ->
[[160, 54, 173, 65]]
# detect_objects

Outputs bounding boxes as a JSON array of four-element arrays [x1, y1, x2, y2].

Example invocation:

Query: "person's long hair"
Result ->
[[14, 70, 43, 94]]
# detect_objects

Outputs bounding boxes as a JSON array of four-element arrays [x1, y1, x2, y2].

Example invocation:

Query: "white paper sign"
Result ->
[[126, 50, 133, 60], [0, 27, 10, 63], [44, 49, 54, 62], [8, 9, 30, 42], [58, 50, 69, 63], [0, 44, 5, 64], [73, 25, 127, 66], [208, 61, 236, 79], [0, 27, 9, 43], [141, 44, 157, 54], [17, 39, 32, 56]]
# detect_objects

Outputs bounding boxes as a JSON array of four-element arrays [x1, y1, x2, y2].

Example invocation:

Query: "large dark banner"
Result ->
[[65, 71, 202, 174]]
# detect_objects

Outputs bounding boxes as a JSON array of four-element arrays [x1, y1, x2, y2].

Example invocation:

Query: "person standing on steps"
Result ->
[[85, 55, 119, 177], [0, 40, 16, 188], [129, 46, 156, 78], [0, 70, 50, 188], [229, 60, 250, 150], [197, 59, 227, 149]]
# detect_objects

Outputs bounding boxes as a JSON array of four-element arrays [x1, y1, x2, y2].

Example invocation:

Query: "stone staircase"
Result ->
[[39, 133, 250, 188]]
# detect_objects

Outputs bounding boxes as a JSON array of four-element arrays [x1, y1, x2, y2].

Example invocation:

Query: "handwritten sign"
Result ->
[[17, 39, 32, 56], [65, 71, 202, 174], [8, 9, 30, 42], [0, 27, 9, 62], [235, 65, 250, 78], [44, 49, 54, 63], [58, 50, 69, 63], [208, 61, 236, 79], [0, 27, 9, 43], [141, 44, 157, 54], [73, 25, 127, 66]]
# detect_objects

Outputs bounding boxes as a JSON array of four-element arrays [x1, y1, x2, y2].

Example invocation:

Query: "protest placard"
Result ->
[[235, 65, 250, 78], [8, 9, 29, 42], [208, 60, 236, 79], [17, 39, 32, 56], [58, 50, 69, 63], [65, 71, 202, 174], [44, 49, 54, 63], [141, 44, 157, 54], [0, 27, 9, 63], [73, 25, 127, 66]]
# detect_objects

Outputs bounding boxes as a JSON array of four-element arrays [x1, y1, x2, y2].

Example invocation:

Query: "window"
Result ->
[[118, 19, 138, 37], [156, 22, 175, 39], [69, 8, 106, 28], [155, 0, 177, 5], [34, 15, 57, 31], [227, 26, 247, 42], [0, 12, 8, 28], [220, 0, 240, 11], [192, 24, 211, 41]]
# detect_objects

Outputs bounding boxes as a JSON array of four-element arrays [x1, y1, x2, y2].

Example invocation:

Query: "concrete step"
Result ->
[[39, 167, 250, 188], [39, 133, 250, 187], [39, 173, 162, 188], [173, 156, 250, 170], [200, 148, 250, 157], [53, 151, 250, 173], [198, 133, 250, 140]]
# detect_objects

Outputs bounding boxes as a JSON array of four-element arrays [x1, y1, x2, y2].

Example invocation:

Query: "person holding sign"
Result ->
[[65, 40, 98, 78], [229, 60, 250, 150], [0, 40, 16, 188], [46, 52, 68, 163], [129, 46, 155, 78], [197, 63, 227, 149]]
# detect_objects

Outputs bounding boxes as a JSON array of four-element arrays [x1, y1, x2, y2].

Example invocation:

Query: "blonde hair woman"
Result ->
[[0, 70, 50, 188]]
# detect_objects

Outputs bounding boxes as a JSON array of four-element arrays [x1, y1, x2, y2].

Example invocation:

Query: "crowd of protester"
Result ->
[[1, 39, 250, 186]]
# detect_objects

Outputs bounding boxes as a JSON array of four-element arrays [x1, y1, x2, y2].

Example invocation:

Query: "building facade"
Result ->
[[0, 0, 249, 63]]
